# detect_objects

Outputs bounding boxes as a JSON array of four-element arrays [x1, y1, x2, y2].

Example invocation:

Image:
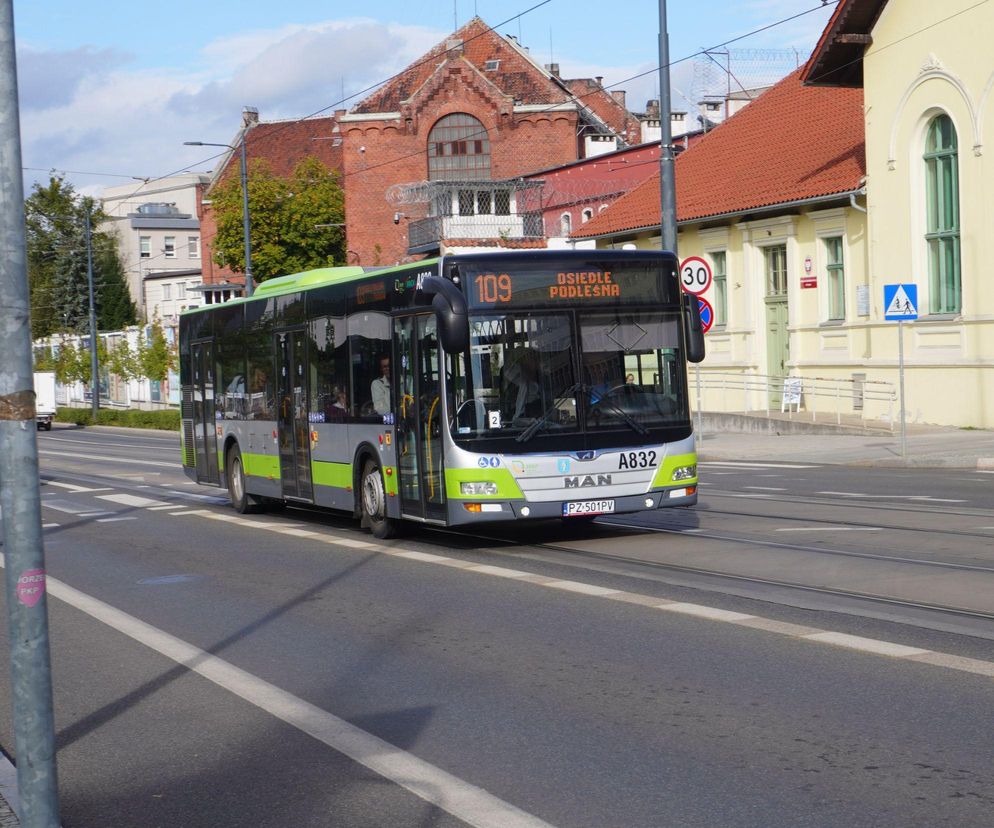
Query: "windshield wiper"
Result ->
[[593, 396, 649, 436], [515, 382, 583, 443]]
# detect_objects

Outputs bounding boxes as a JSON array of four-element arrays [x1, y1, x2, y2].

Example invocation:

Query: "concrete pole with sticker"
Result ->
[[0, 1, 62, 825]]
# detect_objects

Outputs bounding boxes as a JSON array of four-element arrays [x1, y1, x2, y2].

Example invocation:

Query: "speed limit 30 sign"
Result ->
[[679, 256, 713, 296]]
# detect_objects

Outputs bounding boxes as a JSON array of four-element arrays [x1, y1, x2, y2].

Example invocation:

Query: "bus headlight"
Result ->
[[460, 481, 499, 496], [671, 465, 697, 481]]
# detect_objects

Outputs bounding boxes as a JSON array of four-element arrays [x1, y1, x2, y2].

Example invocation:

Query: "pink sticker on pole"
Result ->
[[16, 569, 46, 608]]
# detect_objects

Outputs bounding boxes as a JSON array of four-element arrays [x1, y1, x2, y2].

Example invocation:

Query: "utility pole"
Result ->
[[84, 207, 100, 418], [0, 1, 62, 824], [657, 0, 677, 255]]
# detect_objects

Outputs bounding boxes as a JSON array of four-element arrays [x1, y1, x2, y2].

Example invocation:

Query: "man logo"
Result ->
[[564, 474, 612, 488], [576, 450, 596, 461]]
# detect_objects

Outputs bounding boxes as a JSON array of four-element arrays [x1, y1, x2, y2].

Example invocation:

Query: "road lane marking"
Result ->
[[3, 564, 553, 828], [44, 481, 114, 493], [37, 449, 176, 468], [42, 523, 59, 529], [776, 527, 883, 532], [744, 486, 787, 491], [148, 505, 185, 511], [803, 632, 929, 658], [96, 517, 138, 523], [159, 509, 994, 680], [816, 492, 967, 503], [701, 461, 818, 469], [97, 494, 170, 508]]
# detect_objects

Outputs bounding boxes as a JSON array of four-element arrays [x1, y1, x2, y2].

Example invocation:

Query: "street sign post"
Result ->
[[883, 284, 919, 460], [679, 256, 712, 296]]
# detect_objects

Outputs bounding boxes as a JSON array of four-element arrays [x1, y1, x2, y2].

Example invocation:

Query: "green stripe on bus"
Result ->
[[444, 467, 525, 500], [243, 452, 281, 480], [650, 452, 698, 488], [312, 461, 352, 489]]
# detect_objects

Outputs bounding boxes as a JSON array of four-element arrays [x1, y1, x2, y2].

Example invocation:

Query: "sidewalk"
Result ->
[[696, 416, 994, 469]]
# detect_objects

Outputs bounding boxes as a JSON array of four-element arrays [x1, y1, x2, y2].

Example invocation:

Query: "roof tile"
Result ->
[[573, 68, 865, 238]]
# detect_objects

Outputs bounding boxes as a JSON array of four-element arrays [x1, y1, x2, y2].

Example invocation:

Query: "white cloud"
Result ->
[[18, 19, 446, 194]]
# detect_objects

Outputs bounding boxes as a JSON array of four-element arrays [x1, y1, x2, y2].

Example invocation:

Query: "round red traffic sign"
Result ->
[[679, 256, 713, 295], [697, 297, 714, 333]]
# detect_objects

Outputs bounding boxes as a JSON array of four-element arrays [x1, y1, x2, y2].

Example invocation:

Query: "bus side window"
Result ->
[[348, 324, 390, 421], [310, 316, 349, 422]]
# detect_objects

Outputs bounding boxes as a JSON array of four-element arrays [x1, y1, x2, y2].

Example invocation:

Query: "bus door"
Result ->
[[191, 339, 219, 485], [394, 314, 446, 522], [275, 329, 313, 501]]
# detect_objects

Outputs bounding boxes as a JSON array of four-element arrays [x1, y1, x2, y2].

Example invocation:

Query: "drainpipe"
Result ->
[[849, 182, 867, 213]]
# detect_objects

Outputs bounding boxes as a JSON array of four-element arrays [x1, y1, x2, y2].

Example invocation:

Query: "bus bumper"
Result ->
[[445, 488, 697, 525]]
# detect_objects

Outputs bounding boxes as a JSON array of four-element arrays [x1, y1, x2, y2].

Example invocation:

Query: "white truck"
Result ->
[[33, 371, 56, 430]]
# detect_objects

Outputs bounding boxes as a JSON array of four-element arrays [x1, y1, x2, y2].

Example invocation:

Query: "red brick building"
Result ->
[[198, 109, 343, 295], [202, 16, 644, 283]]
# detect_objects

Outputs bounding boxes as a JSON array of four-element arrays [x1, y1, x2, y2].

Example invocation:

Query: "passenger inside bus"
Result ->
[[325, 385, 348, 421], [371, 354, 391, 414]]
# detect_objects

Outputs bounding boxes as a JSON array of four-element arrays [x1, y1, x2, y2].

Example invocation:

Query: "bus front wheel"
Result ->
[[360, 460, 397, 539], [227, 446, 260, 514]]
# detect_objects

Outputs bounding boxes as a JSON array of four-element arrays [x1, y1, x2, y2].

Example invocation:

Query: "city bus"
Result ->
[[179, 250, 705, 537]]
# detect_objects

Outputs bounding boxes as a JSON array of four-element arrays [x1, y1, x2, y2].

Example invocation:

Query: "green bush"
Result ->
[[55, 407, 179, 431]]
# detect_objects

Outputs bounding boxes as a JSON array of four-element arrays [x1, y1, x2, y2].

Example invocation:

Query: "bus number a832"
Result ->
[[475, 273, 512, 304]]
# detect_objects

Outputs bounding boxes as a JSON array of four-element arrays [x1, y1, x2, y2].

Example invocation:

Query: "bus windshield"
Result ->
[[447, 309, 689, 452]]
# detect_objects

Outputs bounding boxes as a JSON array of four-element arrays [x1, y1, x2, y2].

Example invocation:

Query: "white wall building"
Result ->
[[101, 174, 210, 316]]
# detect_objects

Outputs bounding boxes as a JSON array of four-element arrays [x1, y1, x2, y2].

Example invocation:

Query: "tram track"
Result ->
[[428, 522, 994, 630]]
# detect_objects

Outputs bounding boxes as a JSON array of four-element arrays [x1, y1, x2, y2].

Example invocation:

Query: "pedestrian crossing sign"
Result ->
[[883, 284, 918, 320]]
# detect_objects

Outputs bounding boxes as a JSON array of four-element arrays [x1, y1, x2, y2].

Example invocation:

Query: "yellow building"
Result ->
[[573, 69, 878, 421], [807, 0, 994, 427], [576, 0, 994, 428]]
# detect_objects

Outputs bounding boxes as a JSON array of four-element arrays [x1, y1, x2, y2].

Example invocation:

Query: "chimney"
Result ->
[[611, 90, 627, 108], [545, 62, 561, 78], [595, 76, 604, 87], [242, 106, 259, 127]]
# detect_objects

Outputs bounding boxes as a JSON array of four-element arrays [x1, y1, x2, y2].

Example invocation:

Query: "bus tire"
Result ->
[[360, 459, 397, 539], [226, 445, 260, 514]]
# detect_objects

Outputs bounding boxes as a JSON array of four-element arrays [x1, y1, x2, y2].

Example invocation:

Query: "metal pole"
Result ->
[[898, 319, 907, 460], [0, 1, 62, 823], [85, 208, 99, 419], [239, 139, 253, 297], [657, 0, 677, 255]]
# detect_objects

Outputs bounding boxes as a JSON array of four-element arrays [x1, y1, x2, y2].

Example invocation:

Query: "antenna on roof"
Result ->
[[454, 1, 457, 30]]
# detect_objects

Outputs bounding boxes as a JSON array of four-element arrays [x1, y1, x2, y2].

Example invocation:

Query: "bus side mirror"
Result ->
[[420, 276, 469, 353], [683, 294, 706, 364]]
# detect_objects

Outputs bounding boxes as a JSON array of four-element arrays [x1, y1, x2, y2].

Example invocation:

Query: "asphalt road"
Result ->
[[1, 426, 992, 827]]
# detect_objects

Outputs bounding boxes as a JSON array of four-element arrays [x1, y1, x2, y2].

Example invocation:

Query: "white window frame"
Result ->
[[139, 236, 151, 258], [164, 236, 176, 258], [188, 236, 200, 258]]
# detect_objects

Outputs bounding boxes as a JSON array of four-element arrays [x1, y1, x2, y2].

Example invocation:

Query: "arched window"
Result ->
[[427, 113, 491, 181], [924, 114, 960, 313], [560, 213, 572, 236], [582, 208, 593, 223]]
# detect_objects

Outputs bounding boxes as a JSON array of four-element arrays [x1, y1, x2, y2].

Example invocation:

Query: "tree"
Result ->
[[211, 156, 346, 283], [25, 177, 137, 338], [137, 319, 176, 383], [106, 336, 140, 383]]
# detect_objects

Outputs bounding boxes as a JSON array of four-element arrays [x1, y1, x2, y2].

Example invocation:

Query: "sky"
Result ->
[[12, 0, 837, 196]]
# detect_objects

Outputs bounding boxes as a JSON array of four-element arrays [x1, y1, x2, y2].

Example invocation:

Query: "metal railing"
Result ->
[[689, 370, 897, 430], [408, 211, 545, 250]]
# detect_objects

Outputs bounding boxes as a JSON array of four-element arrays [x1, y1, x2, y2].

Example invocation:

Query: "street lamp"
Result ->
[[184, 135, 254, 297]]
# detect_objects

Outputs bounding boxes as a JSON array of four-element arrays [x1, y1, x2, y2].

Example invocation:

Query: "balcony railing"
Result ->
[[408, 211, 545, 251]]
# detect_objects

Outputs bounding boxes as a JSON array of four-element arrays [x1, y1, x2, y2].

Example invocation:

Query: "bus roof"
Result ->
[[180, 259, 441, 316]]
